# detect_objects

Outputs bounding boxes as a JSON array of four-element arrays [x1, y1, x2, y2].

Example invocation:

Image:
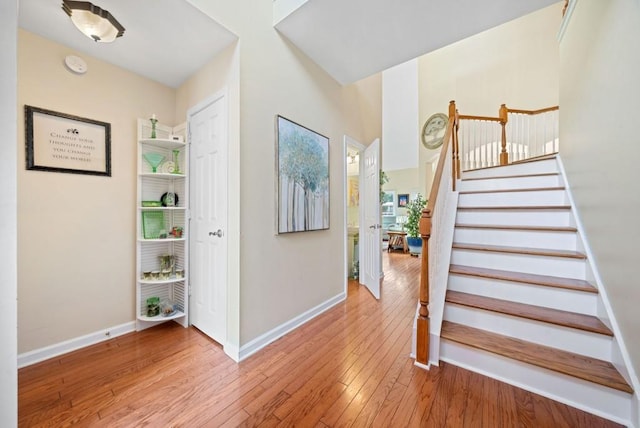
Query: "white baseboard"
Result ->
[[17, 321, 136, 368], [237, 292, 346, 361], [414, 360, 430, 371], [224, 342, 240, 363]]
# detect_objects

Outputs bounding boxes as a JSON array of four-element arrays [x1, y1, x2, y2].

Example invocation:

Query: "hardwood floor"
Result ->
[[18, 253, 621, 427]]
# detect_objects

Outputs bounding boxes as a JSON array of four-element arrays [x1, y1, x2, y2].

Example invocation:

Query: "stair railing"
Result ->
[[416, 101, 560, 367], [504, 106, 559, 162], [457, 104, 559, 171], [416, 100, 458, 366]]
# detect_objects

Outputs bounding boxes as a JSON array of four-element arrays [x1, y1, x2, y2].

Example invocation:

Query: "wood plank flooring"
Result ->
[[18, 253, 622, 427]]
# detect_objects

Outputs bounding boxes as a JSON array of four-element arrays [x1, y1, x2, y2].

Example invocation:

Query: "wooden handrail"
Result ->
[[507, 106, 559, 115], [457, 114, 502, 122], [416, 100, 457, 366], [425, 101, 457, 214]]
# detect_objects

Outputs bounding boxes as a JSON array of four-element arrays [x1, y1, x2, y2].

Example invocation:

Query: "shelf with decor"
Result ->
[[137, 311, 185, 323], [136, 118, 189, 331]]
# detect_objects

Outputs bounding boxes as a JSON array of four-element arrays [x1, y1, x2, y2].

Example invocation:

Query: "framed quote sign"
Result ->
[[25, 105, 112, 176]]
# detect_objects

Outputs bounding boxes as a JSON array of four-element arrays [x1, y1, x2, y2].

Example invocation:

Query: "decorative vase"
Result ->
[[406, 237, 423, 256], [172, 149, 180, 174], [150, 115, 158, 139]]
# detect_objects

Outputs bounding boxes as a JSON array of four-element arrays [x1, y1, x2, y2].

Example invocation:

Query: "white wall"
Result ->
[[418, 2, 562, 193], [559, 0, 640, 378], [17, 30, 176, 353], [382, 59, 419, 171], [0, 1, 18, 425], [187, 0, 379, 345]]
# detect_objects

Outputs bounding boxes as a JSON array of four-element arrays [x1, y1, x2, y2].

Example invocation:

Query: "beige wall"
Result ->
[[382, 168, 421, 217], [0, 0, 18, 424], [188, 0, 377, 345], [417, 2, 562, 193], [17, 30, 176, 352], [559, 0, 640, 377]]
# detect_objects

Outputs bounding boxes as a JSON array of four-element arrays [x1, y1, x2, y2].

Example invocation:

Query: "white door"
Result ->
[[189, 92, 228, 345], [361, 139, 381, 299]]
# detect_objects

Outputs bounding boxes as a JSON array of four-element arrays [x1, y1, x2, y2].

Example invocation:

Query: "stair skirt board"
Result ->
[[455, 209, 573, 228], [440, 339, 632, 426], [450, 249, 587, 279], [447, 274, 598, 315], [457, 175, 564, 192], [461, 158, 559, 179], [458, 189, 568, 206], [453, 228, 578, 251], [443, 304, 612, 361]]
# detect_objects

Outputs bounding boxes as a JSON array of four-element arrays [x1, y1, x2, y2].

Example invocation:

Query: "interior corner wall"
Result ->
[[417, 2, 562, 193], [559, 0, 640, 378], [344, 72, 383, 145], [0, 1, 18, 425], [187, 0, 376, 346], [17, 30, 176, 353], [174, 40, 242, 351]]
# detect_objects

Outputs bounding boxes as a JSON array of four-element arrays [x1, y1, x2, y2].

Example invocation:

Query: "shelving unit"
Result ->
[[136, 119, 189, 331]]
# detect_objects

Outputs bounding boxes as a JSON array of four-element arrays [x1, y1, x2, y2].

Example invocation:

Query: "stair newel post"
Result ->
[[416, 208, 432, 366], [455, 109, 461, 181], [499, 103, 509, 165], [449, 101, 459, 188]]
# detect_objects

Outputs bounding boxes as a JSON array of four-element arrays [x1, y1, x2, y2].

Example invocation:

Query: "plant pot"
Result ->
[[406, 237, 422, 256]]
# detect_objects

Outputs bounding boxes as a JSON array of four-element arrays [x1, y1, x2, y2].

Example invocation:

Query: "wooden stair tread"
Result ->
[[445, 290, 611, 336], [510, 153, 559, 164], [457, 205, 571, 211], [455, 223, 577, 232], [449, 264, 597, 293], [462, 155, 557, 173], [461, 172, 559, 182], [452, 242, 587, 259], [441, 321, 633, 393], [458, 186, 565, 195]]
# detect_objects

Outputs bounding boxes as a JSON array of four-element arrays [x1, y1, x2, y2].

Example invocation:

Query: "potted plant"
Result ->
[[405, 194, 427, 256]]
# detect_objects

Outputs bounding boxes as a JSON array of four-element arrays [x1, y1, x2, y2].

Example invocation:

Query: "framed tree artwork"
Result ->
[[276, 115, 329, 234]]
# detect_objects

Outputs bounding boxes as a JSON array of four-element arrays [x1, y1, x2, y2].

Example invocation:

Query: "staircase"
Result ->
[[438, 156, 635, 423]]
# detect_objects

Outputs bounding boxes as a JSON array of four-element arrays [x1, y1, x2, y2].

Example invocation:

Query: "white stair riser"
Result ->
[[440, 340, 632, 425], [450, 249, 587, 279], [458, 189, 568, 207], [461, 158, 559, 179], [453, 228, 578, 251], [447, 274, 598, 315], [458, 175, 563, 192], [456, 209, 573, 227], [443, 304, 611, 361]]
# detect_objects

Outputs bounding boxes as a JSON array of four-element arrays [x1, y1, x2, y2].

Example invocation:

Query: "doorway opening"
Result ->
[[343, 136, 381, 299]]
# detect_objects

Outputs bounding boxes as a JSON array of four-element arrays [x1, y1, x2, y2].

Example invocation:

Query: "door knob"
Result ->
[[209, 229, 223, 238]]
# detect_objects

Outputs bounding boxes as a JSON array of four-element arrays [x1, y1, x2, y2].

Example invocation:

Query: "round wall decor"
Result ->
[[421, 113, 448, 150]]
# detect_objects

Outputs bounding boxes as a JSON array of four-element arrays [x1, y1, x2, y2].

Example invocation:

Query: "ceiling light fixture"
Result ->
[[62, 0, 125, 43]]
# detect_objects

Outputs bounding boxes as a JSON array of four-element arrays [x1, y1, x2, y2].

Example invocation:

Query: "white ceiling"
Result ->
[[18, 0, 237, 88], [274, 0, 561, 85], [18, 0, 560, 88]]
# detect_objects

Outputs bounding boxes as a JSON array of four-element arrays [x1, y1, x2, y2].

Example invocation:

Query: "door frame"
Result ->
[[187, 88, 230, 350], [343, 136, 365, 296]]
